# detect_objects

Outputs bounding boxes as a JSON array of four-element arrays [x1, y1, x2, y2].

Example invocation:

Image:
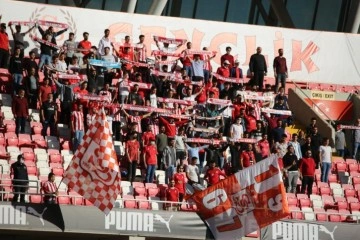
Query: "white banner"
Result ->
[[1, 0, 360, 85]]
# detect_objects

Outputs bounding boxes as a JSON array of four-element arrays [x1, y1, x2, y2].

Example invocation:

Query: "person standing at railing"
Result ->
[[11, 154, 29, 203], [42, 172, 58, 204]]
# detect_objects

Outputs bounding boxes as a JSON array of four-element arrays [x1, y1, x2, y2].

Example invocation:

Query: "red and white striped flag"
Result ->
[[62, 111, 121, 215]]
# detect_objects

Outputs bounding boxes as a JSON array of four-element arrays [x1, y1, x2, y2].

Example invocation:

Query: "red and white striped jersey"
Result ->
[[98, 90, 112, 101], [71, 111, 85, 131], [43, 180, 57, 194], [135, 43, 147, 62], [129, 115, 142, 133], [112, 107, 121, 122], [201, 54, 212, 71]]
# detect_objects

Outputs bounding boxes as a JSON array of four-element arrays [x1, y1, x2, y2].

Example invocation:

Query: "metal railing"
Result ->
[[291, 209, 360, 223]]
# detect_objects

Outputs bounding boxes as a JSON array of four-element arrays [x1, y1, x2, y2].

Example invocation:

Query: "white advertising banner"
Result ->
[[1, 0, 360, 85]]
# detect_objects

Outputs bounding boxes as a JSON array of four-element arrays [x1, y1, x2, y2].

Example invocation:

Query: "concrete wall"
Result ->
[[288, 88, 335, 145]]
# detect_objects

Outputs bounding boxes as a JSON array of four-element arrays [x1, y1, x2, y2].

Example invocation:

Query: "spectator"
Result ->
[[251, 121, 264, 141], [162, 137, 177, 184], [319, 137, 332, 183], [11, 154, 29, 203], [38, 33, 58, 70], [77, 32, 92, 57], [299, 150, 316, 196], [229, 141, 241, 173], [180, 42, 193, 77], [249, 46, 267, 91], [0, 21, 10, 68], [143, 137, 158, 183], [23, 51, 39, 76], [71, 104, 85, 152], [63, 32, 76, 65], [23, 67, 39, 109], [271, 119, 285, 144], [9, 47, 23, 94], [42, 172, 58, 204], [12, 89, 28, 135], [165, 179, 179, 211], [275, 134, 288, 158], [216, 60, 230, 90], [258, 133, 270, 158], [335, 125, 345, 158], [38, 77, 52, 104], [282, 145, 299, 193], [125, 133, 140, 183], [175, 128, 187, 165], [288, 133, 302, 160], [186, 142, 209, 168], [41, 93, 57, 137], [186, 157, 200, 185], [240, 143, 256, 169], [38, 24, 67, 47], [310, 126, 322, 167], [9, 23, 34, 58], [220, 46, 234, 69], [156, 126, 168, 168], [306, 117, 317, 136], [173, 165, 186, 202], [98, 28, 112, 56], [134, 34, 147, 62], [273, 48, 288, 93], [230, 59, 243, 79], [204, 161, 226, 187], [230, 117, 244, 140], [352, 118, 360, 160]]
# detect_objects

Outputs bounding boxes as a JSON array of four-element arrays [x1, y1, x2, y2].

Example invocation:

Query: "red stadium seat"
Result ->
[[21, 147, 35, 162], [311, 184, 319, 195], [32, 135, 47, 148], [353, 176, 360, 185], [316, 213, 327, 221], [322, 195, 335, 208], [350, 202, 360, 212], [27, 166, 38, 176], [328, 174, 338, 183], [5, 132, 18, 146], [287, 197, 298, 207], [336, 200, 348, 210], [290, 207, 304, 220], [345, 189, 356, 198], [30, 122, 43, 135], [319, 186, 331, 196], [296, 193, 309, 200], [134, 186, 147, 196], [52, 167, 64, 176], [136, 196, 150, 209], [132, 182, 144, 188], [123, 195, 136, 209], [348, 163, 358, 172], [339, 209, 351, 221], [299, 198, 311, 208], [336, 162, 347, 172], [0, 133, 5, 146], [329, 214, 341, 222], [48, 149, 61, 163], [29, 194, 42, 203], [57, 192, 70, 205], [4, 120, 16, 133], [18, 134, 32, 147], [346, 159, 358, 164], [147, 187, 160, 197]]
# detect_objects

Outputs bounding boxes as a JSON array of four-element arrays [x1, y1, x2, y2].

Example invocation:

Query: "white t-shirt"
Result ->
[[150, 94, 157, 108], [186, 164, 199, 182], [319, 145, 332, 163], [230, 124, 243, 140]]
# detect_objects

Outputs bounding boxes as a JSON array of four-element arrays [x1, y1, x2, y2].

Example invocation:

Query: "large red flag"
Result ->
[[191, 155, 289, 239], [62, 111, 121, 214]]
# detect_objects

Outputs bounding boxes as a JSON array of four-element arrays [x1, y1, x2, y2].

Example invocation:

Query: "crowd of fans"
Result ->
[[1, 15, 358, 206]]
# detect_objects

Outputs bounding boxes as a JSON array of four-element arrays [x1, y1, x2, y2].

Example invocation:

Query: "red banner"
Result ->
[[190, 155, 289, 239], [212, 73, 243, 84], [304, 99, 353, 121], [339, 125, 360, 130], [153, 36, 187, 45], [74, 93, 111, 102], [261, 108, 292, 116], [37, 20, 68, 29], [9, 21, 35, 26], [207, 98, 232, 106], [157, 97, 195, 106], [151, 50, 183, 57]]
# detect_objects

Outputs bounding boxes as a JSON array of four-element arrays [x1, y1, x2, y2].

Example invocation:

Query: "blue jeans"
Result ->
[[321, 162, 331, 183], [165, 165, 175, 184], [218, 157, 224, 170], [184, 66, 193, 78], [145, 164, 156, 183], [73, 130, 84, 152], [337, 149, 344, 158], [353, 142, 360, 159], [39, 54, 52, 70], [275, 73, 286, 92], [203, 69, 210, 83], [13, 74, 23, 94]]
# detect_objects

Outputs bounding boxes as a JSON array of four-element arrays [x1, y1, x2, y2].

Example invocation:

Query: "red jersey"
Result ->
[[126, 140, 140, 161], [221, 54, 234, 68], [71, 110, 84, 131], [166, 187, 179, 202], [258, 139, 270, 158], [241, 150, 255, 168], [119, 52, 134, 70], [39, 85, 52, 103], [244, 114, 257, 132], [78, 40, 92, 55], [298, 157, 316, 176], [205, 167, 225, 185], [0, 32, 9, 51], [216, 66, 230, 84], [142, 131, 155, 146], [173, 173, 186, 194], [143, 145, 158, 165]]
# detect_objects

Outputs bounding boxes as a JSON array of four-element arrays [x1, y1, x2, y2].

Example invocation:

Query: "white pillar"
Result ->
[[351, 2, 360, 33], [148, 0, 168, 15], [127, 0, 138, 13]]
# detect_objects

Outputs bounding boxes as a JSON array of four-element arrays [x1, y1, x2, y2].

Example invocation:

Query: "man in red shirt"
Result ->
[[244, 108, 257, 133], [143, 137, 158, 183], [165, 179, 179, 210], [77, 32, 92, 56], [173, 165, 186, 202], [126, 133, 140, 182], [205, 161, 226, 187], [273, 48, 288, 93], [220, 46, 234, 69], [240, 143, 256, 169], [258, 133, 270, 158], [181, 42, 193, 77], [216, 60, 230, 90], [299, 150, 316, 196], [12, 89, 29, 135], [38, 77, 53, 104], [42, 172, 58, 204], [142, 125, 155, 146], [0, 21, 10, 68]]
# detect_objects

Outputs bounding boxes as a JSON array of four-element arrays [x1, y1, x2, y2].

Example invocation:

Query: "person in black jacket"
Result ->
[[282, 145, 299, 193], [9, 47, 23, 94], [38, 33, 57, 70], [11, 154, 29, 203], [249, 46, 267, 91], [37, 25, 67, 48]]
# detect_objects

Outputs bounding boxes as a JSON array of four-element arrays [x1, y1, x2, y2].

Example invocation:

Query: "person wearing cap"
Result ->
[[230, 59, 243, 79], [11, 154, 29, 203], [216, 60, 231, 90], [143, 136, 158, 183], [249, 46, 267, 91], [273, 48, 288, 93], [9, 22, 35, 59], [220, 46, 234, 69], [0, 18, 10, 68]]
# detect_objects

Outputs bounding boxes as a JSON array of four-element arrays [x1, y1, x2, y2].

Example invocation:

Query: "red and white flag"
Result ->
[[62, 111, 121, 215], [190, 155, 289, 240]]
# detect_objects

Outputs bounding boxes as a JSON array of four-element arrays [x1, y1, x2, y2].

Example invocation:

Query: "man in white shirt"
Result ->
[[319, 137, 332, 182], [288, 133, 302, 160], [186, 157, 200, 185], [98, 28, 113, 56], [230, 117, 244, 140]]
